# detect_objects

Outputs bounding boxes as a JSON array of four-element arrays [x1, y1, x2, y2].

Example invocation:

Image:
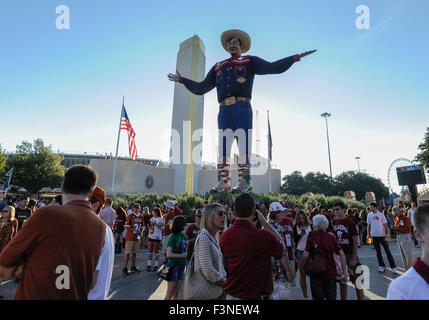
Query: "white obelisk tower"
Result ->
[[170, 35, 206, 194]]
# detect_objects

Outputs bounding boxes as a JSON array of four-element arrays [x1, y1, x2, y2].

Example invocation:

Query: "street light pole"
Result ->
[[321, 112, 332, 178], [355, 156, 361, 173]]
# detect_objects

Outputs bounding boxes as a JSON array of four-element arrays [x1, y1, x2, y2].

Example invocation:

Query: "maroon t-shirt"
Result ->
[[220, 220, 283, 299], [333, 216, 357, 255], [184, 223, 200, 261], [305, 230, 342, 279]]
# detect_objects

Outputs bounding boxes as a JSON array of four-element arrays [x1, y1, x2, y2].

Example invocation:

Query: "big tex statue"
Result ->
[[168, 29, 316, 193]]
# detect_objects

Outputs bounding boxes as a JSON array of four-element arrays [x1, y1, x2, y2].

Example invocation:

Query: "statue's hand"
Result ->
[[299, 49, 317, 58], [167, 70, 182, 82]]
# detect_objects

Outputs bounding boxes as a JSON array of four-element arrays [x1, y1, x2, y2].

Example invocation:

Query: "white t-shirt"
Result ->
[[387, 266, 429, 299], [408, 209, 415, 226], [367, 211, 387, 237], [99, 206, 116, 229], [296, 225, 312, 251], [148, 217, 164, 240], [88, 225, 115, 300]]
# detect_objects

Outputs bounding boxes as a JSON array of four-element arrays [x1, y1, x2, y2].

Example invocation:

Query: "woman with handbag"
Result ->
[[301, 214, 348, 300], [184, 203, 227, 300], [164, 215, 187, 300]]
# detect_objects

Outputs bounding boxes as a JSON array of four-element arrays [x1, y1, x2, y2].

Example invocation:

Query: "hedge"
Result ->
[[108, 192, 366, 222]]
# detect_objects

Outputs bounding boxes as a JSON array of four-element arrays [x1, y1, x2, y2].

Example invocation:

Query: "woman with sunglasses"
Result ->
[[0, 206, 19, 299], [191, 203, 227, 300]]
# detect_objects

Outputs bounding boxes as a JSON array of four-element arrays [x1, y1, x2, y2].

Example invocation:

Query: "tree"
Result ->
[[6, 139, 65, 194], [415, 127, 429, 173], [334, 171, 389, 201], [0, 144, 7, 179], [281, 169, 390, 201], [281, 171, 308, 195]]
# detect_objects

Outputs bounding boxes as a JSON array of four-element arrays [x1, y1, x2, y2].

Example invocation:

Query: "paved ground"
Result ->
[[0, 240, 422, 300]]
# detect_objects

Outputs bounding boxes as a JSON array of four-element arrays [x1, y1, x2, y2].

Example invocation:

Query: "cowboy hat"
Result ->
[[221, 29, 251, 54]]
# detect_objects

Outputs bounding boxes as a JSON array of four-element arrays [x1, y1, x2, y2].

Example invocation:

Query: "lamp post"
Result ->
[[355, 156, 361, 173], [321, 112, 332, 178]]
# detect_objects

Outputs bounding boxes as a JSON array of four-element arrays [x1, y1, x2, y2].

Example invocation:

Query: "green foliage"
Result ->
[[281, 170, 389, 202], [5, 139, 65, 194], [0, 144, 7, 178], [415, 127, 429, 173]]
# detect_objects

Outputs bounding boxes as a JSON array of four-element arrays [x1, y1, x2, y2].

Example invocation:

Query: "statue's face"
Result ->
[[226, 37, 242, 56]]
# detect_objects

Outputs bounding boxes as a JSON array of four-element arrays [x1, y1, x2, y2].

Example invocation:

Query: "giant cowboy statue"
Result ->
[[168, 29, 316, 193]]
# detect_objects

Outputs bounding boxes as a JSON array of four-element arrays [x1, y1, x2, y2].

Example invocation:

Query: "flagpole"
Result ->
[[267, 110, 272, 194], [111, 96, 124, 193]]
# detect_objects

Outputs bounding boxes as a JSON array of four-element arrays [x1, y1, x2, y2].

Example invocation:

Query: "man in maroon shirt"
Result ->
[[333, 201, 364, 300], [184, 209, 202, 266], [220, 193, 284, 300]]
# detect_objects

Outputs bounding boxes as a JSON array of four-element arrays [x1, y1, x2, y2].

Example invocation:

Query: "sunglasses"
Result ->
[[216, 210, 225, 217]]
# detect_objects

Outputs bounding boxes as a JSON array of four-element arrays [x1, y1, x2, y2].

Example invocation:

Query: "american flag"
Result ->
[[120, 105, 138, 160], [268, 112, 273, 161]]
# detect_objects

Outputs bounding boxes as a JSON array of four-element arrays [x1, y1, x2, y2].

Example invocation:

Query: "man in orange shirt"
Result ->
[[0, 165, 106, 299], [123, 203, 143, 275], [392, 207, 413, 270]]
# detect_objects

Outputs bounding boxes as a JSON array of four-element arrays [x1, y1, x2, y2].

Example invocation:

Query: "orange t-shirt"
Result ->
[[125, 213, 143, 241], [394, 214, 412, 234], [0, 200, 105, 300], [162, 211, 175, 237]]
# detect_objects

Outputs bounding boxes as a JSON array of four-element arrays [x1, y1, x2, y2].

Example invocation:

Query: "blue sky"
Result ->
[[1, 0, 428, 193]]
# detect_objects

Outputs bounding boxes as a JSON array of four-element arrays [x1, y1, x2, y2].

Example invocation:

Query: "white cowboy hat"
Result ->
[[221, 29, 251, 54]]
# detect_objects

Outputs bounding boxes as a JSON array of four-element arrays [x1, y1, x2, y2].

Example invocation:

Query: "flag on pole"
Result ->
[[4, 168, 13, 189], [267, 113, 273, 161], [120, 105, 138, 160]]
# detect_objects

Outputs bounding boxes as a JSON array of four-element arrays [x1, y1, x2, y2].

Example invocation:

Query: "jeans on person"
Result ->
[[309, 275, 337, 300], [372, 236, 396, 268], [396, 233, 412, 270]]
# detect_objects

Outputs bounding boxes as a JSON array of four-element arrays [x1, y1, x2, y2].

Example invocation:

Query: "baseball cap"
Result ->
[[165, 201, 175, 209], [195, 208, 202, 217], [269, 202, 287, 212], [89, 186, 106, 206]]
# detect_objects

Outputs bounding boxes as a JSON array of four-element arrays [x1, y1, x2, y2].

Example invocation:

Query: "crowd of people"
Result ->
[[0, 164, 428, 301]]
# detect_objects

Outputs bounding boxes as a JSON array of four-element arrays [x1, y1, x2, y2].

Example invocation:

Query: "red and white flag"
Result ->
[[120, 104, 138, 160]]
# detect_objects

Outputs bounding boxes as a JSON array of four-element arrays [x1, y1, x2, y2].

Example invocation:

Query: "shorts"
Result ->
[[345, 253, 362, 285], [295, 250, 304, 260], [169, 264, 185, 282], [125, 241, 139, 254], [148, 238, 161, 243]]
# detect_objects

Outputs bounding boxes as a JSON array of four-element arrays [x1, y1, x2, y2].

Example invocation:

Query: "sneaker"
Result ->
[[122, 268, 129, 276], [146, 266, 151, 272], [130, 266, 141, 273], [210, 179, 231, 193], [391, 268, 398, 274], [232, 179, 253, 193], [378, 266, 385, 273]]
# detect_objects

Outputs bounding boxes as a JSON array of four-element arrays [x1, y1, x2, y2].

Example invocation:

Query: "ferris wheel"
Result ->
[[387, 158, 413, 194]]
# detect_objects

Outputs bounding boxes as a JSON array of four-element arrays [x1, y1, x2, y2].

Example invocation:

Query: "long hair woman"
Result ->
[[294, 210, 312, 298], [164, 215, 187, 300], [147, 208, 164, 272], [192, 203, 227, 299]]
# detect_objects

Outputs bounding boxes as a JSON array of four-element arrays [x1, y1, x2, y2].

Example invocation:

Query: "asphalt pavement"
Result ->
[[0, 239, 422, 300]]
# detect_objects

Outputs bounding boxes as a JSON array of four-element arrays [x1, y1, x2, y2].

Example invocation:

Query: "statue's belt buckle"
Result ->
[[224, 97, 236, 106]]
